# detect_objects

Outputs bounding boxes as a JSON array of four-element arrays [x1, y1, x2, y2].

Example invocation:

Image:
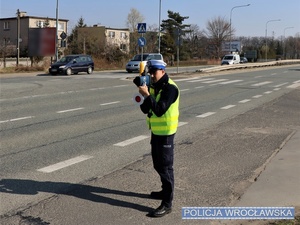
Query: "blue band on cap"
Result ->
[[147, 60, 166, 70]]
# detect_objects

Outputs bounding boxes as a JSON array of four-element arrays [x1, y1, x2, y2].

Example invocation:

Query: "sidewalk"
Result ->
[[236, 129, 300, 208], [218, 128, 300, 225]]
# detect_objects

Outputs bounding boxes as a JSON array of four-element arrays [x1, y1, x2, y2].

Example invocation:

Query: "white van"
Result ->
[[221, 54, 240, 65], [126, 53, 163, 73]]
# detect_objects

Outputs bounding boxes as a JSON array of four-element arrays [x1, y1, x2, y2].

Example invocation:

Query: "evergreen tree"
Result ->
[[160, 10, 191, 62], [67, 17, 87, 54]]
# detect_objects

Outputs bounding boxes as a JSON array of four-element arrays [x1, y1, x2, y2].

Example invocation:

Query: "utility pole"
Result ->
[[283, 27, 294, 59], [229, 4, 250, 53], [55, 0, 59, 61], [16, 9, 20, 66], [265, 19, 281, 61], [158, 0, 161, 53]]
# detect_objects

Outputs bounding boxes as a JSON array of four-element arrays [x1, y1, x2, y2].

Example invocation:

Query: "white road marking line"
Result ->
[[114, 135, 149, 147], [178, 122, 188, 127], [187, 78, 215, 83], [252, 95, 263, 98], [195, 86, 204, 89], [100, 101, 120, 106], [174, 77, 200, 82], [1, 87, 109, 102], [56, 108, 84, 113], [273, 82, 288, 87], [196, 112, 216, 118], [239, 99, 251, 103], [180, 89, 189, 92], [287, 83, 300, 89], [201, 79, 228, 84], [113, 85, 129, 88], [9, 116, 33, 121], [89, 88, 105, 91], [0, 116, 34, 123], [294, 80, 300, 83], [235, 81, 256, 86], [251, 81, 272, 86], [271, 73, 277, 75], [37, 155, 93, 173], [219, 80, 243, 84], [264, 91, 273, 94], [273, 88, 281, 91], [221, 105, 236, 110]]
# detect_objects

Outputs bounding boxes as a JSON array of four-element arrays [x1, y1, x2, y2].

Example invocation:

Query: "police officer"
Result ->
[[136, 60, 180, 217]]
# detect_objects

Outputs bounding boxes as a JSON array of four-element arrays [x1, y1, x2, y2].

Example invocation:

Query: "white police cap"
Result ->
[[147, 60, 167, 70]]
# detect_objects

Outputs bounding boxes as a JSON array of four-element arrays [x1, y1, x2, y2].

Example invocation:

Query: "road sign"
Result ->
[[222, 41, 241, 52], [137, 23, 146, 33], [60, 31, 67, 40], [138, 37, 146, 47]]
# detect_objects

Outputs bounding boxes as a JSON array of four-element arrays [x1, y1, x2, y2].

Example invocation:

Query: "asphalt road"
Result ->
[[0, 65, 300, 223]]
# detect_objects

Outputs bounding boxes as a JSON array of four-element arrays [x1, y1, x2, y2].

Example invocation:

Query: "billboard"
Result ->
[[222, 41, 241, 53], [28, 28, 56, 57]]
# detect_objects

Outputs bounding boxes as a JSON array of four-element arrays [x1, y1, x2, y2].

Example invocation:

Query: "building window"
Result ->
[[37, 21, 45, 28], [120, 44, 127, 51], [58, 22, 65, 31], [4, 21, 10, 30], [120, 32, 127, 39], [109, 31, 115, 38]]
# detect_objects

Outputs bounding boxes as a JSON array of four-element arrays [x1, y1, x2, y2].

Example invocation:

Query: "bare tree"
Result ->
[[184, 24, 207, 58], [205, 16, 231, 58], [126, 8, 145, 55], [126, 8, 144, 32], [144, 24, 159, 53]]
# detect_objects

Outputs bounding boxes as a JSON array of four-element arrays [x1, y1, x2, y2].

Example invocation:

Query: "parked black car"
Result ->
[[49, 54, 94, 75]]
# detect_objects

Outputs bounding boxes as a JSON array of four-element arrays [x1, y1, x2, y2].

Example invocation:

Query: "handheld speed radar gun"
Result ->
[[132, 60, 166, 105], [132, 61, 150, 105]]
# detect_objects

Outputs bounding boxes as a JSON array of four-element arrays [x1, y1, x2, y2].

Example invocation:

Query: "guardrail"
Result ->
[[0, 58, 32, 68], [197, 60, 300, 73]]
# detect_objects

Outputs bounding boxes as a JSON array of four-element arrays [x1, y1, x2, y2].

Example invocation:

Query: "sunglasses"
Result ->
[[148, 68, 163, 75]]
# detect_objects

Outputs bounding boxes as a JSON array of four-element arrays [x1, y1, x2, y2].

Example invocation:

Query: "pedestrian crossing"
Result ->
[[174, 77, 300, 89]]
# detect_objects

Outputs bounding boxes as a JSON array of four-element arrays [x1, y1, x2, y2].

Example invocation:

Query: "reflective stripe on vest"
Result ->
[[147, 78, 180, 135]]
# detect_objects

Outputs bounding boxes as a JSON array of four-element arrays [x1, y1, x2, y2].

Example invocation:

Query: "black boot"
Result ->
[[148, 203, 172, 218]]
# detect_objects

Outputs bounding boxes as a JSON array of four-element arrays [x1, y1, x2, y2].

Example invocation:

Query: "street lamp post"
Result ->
[[265, 19, 281, 61], [283, 27, 294, 59], [55, 0, 59, 61], [16, 9, 20, 66], [158, 0, 161, 53], [229, 4, 250, 53]]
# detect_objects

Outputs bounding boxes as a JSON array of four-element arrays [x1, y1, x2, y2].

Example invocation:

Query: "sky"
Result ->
[[1, 0, 299, 38]]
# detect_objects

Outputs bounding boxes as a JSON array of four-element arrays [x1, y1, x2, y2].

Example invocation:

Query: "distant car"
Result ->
[[49, 54, 94, 75], [221, 54, 240, 65], [240, 57, 248, 63], [126, 53, 163, 73]]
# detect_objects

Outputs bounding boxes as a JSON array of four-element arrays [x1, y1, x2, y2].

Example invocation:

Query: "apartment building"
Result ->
[[0, 12, 68, 57], [105, 27, 130, 52], [1, 13, 130, 58], [77, 25, 130, 53]]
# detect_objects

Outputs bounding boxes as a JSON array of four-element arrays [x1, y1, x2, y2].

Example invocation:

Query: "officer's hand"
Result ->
[[138, 84, 150, 97]]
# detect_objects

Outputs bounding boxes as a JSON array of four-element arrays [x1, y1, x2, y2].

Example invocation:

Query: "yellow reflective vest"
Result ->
[[147, 78, 180, 135]]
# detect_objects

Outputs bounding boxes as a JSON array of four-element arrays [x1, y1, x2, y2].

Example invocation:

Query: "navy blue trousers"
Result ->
[[151, 133, 175, 208]]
